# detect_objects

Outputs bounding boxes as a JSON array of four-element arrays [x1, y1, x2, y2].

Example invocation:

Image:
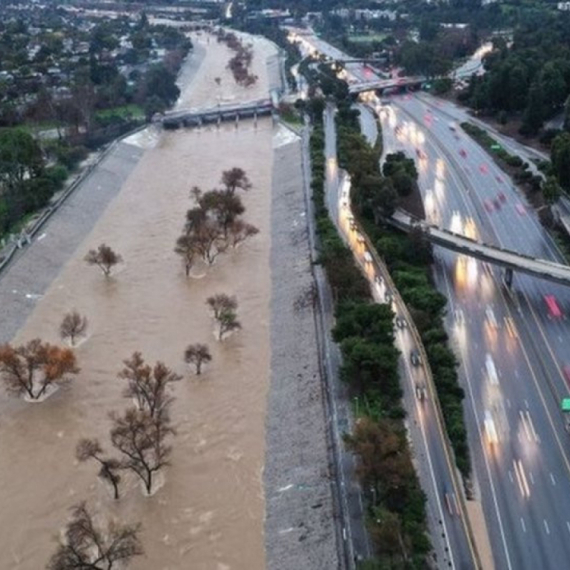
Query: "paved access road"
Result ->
[[380, 92, 570, 570]]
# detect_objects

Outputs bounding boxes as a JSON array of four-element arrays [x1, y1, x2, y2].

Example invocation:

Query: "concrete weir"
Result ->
[[159, 98, 275, 129]]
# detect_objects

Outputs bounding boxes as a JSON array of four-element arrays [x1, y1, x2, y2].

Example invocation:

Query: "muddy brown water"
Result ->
[[0, 33, 277, 570]]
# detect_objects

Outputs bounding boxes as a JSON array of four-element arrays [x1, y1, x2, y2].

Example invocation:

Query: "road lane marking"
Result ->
[[521, 518, 526, 533], [528, 471, 535, 486], [513, 459, 531, 498], [550, 473, 556, 486], [566, 521, 570, 534], [438, 258, 512, 570], [508, 470, 514, 484], [544, 520, 550, 535]]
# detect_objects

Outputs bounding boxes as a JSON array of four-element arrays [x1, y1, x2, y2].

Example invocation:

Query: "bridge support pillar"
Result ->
[[504, 268, 514, 288], [217, 115, 221, 128], [235, 114, 239, 129], [254, 109, 258, 128]]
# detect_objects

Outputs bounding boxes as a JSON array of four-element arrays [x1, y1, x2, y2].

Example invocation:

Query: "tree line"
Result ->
[[216, 30, 258, 87], [309, 97, 431, 566], [460, 13, 570, 136], [331, 81, 472, 479]]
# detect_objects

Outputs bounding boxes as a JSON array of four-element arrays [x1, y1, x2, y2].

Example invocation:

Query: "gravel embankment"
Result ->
[[264, 132, 340, 570]]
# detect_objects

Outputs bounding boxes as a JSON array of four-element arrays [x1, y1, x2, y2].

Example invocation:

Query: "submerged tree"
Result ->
[[118, 352, 181, 418], [221, 167, 252, 195], [76, 438, 122, 500], [206, 294, 241, 340], [206, 293, 237, 320], [174, 234, 197, 276], [183, 343, 212, 375], [110, 407, 173, 494], [85, 244, 123, 277], [227, 220, 259, 248], [0, 339, 79, 400], [59, 311, 88, 346], [46, 502, 143, 570]]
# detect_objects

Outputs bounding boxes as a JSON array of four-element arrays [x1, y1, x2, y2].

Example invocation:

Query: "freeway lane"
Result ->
[[395, 95, 570, 411], [380, 93, 570, 570], [325, 104, 479, 569]]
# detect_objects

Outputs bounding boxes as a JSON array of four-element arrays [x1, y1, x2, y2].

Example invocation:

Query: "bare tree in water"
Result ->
[[227, 220, 259, 248], [206, 294, 241, 340], [85, 244, 123, 277], [118, 352, 181, 418], [183, 343, 212, 375], [0, 339, 79, 400], [76, 439, 122, 500], [59, 311, 88, 346], [221, 167, 252, 195], [110, 406, 174, 495], [46, 502, 143, 570], [174, 234, 198, 276]]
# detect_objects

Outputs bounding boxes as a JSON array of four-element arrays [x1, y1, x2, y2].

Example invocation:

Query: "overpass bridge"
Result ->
[[158, 98, 274, 129], [390, 209, 570, 287], [348, 76, 426, 95], [336, 58, 387, 65]]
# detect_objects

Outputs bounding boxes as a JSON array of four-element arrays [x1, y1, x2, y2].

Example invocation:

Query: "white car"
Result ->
[[484, 410, 498, 445], [485, 305, 498, 329], [485, 354, 499, 385]]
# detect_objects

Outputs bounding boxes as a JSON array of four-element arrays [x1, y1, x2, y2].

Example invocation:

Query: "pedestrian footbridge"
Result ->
[[390, 209, 570, 287]]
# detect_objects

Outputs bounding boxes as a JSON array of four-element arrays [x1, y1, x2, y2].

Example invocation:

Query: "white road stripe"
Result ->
[[544, 520, 550, 535]]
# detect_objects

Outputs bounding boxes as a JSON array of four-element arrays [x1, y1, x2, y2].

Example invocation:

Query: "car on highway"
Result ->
[[374, 274, 383, 285], [454, 308, 465, 325], [493, 197, 501, 210], [416, 148, 427, 160], [395, 315, 407, 329], [484, 410, 499, 445], [496, 175, 504, 184], [486, 305, 499, 328], [484, 199, 494, 212], [410, 349, 421, 367], [497, 191, 506, 203], [485, 353, 499, 385], [415, 383, 427, 401], [515, 203, 526, 216], [504, 316, 518, 338], [363, 251, 373, 264], [479, 163, 488, 174], [459, 148, 467, 158], [448, 122, 457, 131], [545, 294, 563, 319]]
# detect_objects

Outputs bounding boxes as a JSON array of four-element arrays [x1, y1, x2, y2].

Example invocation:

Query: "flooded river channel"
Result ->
[[0, 32, 278, 570]]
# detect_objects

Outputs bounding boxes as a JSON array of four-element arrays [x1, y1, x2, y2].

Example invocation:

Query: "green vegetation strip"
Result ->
[[307, 96, 432, 566], [335, 101, 471, 480], [461, 122, 542, 193]]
